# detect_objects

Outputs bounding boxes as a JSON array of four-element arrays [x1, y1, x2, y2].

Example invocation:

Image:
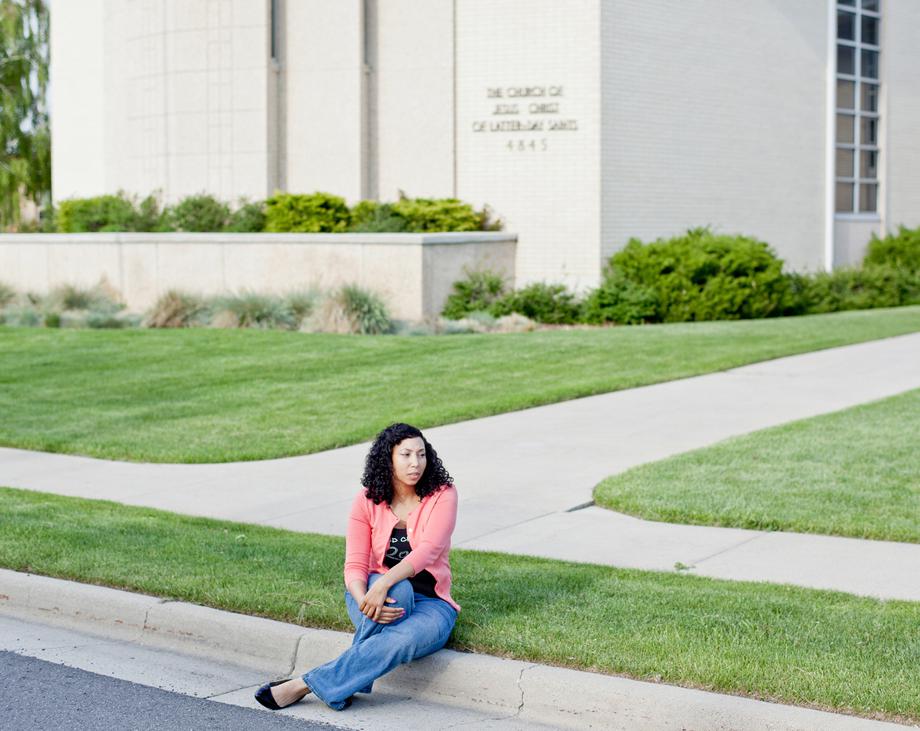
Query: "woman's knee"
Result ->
[[386, 578, 416, 615], [367, 573, 415, 617]]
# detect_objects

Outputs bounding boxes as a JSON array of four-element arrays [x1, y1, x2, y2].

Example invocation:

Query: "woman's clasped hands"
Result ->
[[359, 580, 405, 624]]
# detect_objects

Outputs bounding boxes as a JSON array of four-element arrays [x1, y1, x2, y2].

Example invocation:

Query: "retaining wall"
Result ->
[[0, 232, 516, 321]]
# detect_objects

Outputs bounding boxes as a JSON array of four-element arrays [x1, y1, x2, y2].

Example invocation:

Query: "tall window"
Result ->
[[835, 0, 881, 214]]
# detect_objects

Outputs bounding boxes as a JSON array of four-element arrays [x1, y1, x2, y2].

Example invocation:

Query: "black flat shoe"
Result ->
[[254, 680, 287, 710]]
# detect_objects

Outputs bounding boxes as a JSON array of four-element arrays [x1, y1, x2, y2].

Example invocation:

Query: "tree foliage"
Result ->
[[0, 0, 49, 228]]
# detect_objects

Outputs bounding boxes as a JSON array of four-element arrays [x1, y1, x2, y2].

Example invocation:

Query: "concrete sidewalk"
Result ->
[[0, 569, 910, 730], [2, 333, 919, 601]]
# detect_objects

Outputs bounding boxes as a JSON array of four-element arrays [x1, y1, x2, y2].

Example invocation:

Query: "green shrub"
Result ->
[[145, 290, 209, 328], [608, 227, 791, 322], [792, 266, 920, 314], [56, 193, 139, 232], [264, 192, 351, 233], [582, 275, 659, 325], [391, 196, 482, 233], [169, 194, 230, 232], [135, 193, 172, 232], [339, 285, 392, 334], [441, 269, 508, 319], [226, 200, 267, 232], [349, 201, 409, 232], [863, 225, 920, 275], [491, 282, 581, 324]]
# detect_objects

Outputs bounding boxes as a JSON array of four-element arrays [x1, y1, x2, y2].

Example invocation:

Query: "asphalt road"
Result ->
[[0, 650, 344, 731]]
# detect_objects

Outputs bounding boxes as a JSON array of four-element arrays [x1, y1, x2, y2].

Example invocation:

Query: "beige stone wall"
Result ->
[[0, 233, 515, 321]]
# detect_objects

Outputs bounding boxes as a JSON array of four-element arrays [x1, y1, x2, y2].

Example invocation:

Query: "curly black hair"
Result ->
[[361, 423, 453, 504]]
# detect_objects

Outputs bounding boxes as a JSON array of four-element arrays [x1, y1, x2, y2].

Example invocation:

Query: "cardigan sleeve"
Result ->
[[402, 485, 457, 575], [343, 489, 372, 587]]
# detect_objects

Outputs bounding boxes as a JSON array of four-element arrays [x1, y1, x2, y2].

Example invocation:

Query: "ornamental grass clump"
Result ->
[[211, 291, 297, 330], [0, 281, 16, 308], [144, 290, 210, 328], [281, 289, 319, 326], [339, 284, 393, 334]]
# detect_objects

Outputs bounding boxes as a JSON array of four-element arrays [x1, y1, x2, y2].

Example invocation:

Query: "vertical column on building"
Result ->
[[283, 1, 366, 201]]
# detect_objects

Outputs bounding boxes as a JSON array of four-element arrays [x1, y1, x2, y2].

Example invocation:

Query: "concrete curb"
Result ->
[[0, 569, 912, 730]]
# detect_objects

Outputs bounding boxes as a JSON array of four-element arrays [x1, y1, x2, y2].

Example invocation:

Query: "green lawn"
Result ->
[[1, 307, 919, 463], [0, 487, 917, 723], [594, 389, 920, 543]]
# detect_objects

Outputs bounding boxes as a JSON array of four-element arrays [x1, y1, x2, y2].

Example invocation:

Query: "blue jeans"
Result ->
[[302, 572, 458, 711]]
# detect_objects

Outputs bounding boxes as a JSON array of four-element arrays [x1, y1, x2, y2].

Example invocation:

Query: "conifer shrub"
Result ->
[[169, 194, 230, 232], [608, 227, 791, 321], [391, 196, 482, 233], [490, 282, 581, 324], [226, 199, 267, 232], [581, 275, 659, 325], [862, 225, 920, 275], [264, 192, 351, 233], [441, 270, 508, 320]]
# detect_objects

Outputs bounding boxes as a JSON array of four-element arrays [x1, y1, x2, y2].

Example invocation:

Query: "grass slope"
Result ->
[[0, 307, 918, 463], [0, 487, 917, 723], [594, 389, 920, 543]]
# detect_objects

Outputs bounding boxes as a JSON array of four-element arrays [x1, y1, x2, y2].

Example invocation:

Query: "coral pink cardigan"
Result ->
[[344, 484, 460, 612]]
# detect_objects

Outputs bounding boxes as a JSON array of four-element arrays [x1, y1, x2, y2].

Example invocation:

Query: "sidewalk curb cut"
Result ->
[[0, 569, 911, 730]]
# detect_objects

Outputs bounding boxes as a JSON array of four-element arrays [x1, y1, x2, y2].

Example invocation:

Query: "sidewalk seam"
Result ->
[[689, 532, 770, 567], [453, 510, 559, 546]]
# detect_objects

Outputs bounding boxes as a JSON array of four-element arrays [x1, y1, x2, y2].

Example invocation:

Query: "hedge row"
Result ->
[[38, 191, 501, 234], [443, 226, 920, 324]]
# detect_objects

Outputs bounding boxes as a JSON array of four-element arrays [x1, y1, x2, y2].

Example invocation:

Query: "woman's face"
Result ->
[[391, 437, 427, 490]]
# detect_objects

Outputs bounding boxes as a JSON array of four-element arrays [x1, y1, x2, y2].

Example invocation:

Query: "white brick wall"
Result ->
[[884, 0, 920, 234], [373, 0, 454, 201], [284, 0, 364, 201], [50, 1, 919, 282], [601, 0, 828, 273], [52, 0, 272, 205], [455, 0, 603, 289], [50, 0, 106, 201]]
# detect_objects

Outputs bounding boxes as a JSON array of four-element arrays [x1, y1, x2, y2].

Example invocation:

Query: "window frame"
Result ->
[[834, 1, 881, 217]]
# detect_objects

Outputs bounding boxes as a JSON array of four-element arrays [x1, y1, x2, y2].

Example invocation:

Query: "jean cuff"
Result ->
[[302, 673, 350, 711]]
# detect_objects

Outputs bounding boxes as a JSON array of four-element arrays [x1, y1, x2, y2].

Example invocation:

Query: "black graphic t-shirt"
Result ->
[[382, 526, 438, 598]]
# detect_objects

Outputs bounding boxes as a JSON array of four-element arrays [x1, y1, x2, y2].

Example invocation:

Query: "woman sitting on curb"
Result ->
[[255, 422, 461, 711]]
